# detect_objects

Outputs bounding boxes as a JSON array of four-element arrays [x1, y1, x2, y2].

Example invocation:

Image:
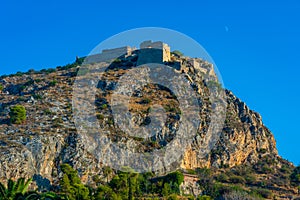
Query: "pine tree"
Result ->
[[60, 163, 90, 200]]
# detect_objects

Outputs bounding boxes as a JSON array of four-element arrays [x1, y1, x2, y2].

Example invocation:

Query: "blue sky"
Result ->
[[1, 0, 299, 164]]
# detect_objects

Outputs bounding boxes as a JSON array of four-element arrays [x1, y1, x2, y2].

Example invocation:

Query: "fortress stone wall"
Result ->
[[83, 41, 216, 78], [84, 46, 134, 64], [85, 40, 171, 65]]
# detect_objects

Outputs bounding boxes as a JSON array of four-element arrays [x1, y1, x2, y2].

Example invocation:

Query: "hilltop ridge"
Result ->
[[0, 43, 298, 199]]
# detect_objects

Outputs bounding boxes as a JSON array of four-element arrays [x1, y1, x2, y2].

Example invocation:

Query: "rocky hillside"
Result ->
[[0, 50, 296, 198]]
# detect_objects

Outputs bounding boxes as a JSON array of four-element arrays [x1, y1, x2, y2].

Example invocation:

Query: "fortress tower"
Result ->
[[137, 40, 171, 65]]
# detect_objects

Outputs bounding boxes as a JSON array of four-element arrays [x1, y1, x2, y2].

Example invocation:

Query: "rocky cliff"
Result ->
[[0, 51, 279, 188], [181, 89, 277, 169]]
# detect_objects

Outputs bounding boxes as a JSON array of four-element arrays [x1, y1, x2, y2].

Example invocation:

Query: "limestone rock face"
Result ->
[[0, 134, 63, 185], [181, 89, 278, 169], [0, 51, 279, 187]]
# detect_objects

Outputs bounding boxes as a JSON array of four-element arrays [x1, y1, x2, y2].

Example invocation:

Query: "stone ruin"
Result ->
[[84, 46, 135, 64], [83, 40, 215, 78], [84, 40, 170, 65]]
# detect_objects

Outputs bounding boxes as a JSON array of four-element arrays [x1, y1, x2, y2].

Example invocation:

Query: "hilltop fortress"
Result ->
[[85, 40, 216, 78]]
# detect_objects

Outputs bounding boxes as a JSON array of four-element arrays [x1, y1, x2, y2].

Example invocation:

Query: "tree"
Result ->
[[60, 163, 90, 200], [95, 185, 120, 200], [136, 172, 153, 196], [109, 174, 128, 199], [165, 171, 184, 194], [108, 168, 140, 200], [162, 183, 171, 197], [166, 171, 184, 186], [9, 105, 26, 124], [60, 174, 74, 198], [128, 173, 137, 200]]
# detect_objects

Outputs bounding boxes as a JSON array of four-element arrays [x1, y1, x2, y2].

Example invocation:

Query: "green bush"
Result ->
[[113, 58, 122, 63], [171, 50, 184, 57], [245, 174, 256, 185], [101, 104, 108, 109], [43, 109, 52, 115], [186, 195, 195, 200], [280, 165, 292, 174], [24, 79, 34, 86], [53, 117, 63, 128], [261, 164, 274, 174], [141, 98, 151, 104], [186, 169, 197, 175], [258, 148, 267, 154], [196, 169, 221, 198], [96, 114, 104, 120], [49, 80, 57, 87], [9, 105, 26, 124], [16, 71, 24, 76], [252, 188, 273, 199], [107, 117, 114, 125], [26, 69, 36, 74], [216, 173, 229, 183], [197, 195, 211, 200], [32, 93, 43, 100], [41, 68, 56, 74], [164, 104, 181, 114], [0, 83, 3, 91], [35, 78, 42, 83], [167, 194, 178, 200], [228, 175, 246, 184], [291, 166, 300, 185]]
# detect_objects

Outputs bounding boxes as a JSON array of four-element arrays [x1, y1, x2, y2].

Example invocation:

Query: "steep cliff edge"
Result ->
[[182, 89, 278, 169]]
